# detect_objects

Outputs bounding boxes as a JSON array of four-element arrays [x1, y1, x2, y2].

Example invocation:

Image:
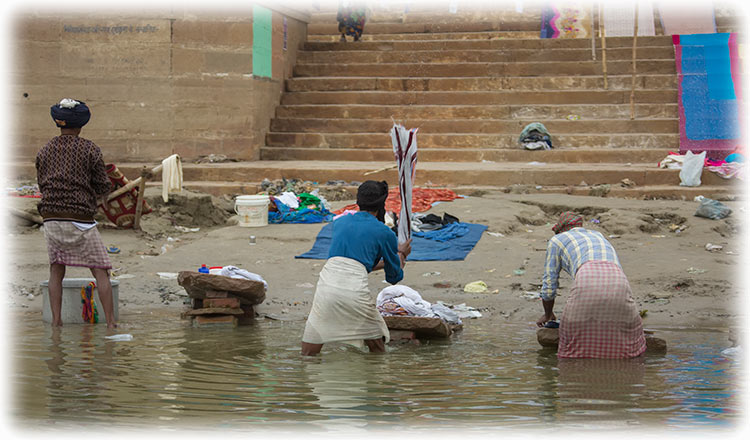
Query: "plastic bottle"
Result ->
[[198, 264, 209, 274]]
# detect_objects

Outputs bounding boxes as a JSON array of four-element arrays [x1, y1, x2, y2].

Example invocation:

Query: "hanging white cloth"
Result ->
[[603, 1, 656, 37], [391, 123, 418, 245], [161, 154, 183, 202]]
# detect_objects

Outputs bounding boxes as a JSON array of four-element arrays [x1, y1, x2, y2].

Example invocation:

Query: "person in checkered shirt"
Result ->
[[537, 212, 646, 359]]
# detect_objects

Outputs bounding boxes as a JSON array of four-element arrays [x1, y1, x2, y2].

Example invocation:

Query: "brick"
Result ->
[[205, 290, 230, 298], [389, 330, 416, 341], [193, 315, 238, 328], [186, 307, 244, 316], [204, 297, 241, 309], [237, 305, 255, 325]]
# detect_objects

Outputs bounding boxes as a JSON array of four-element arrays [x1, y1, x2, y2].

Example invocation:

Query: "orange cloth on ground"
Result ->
[[333, 188, 460, 215]]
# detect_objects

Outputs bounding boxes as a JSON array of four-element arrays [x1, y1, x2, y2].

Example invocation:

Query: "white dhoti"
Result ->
[[302, 257, 390, 348]]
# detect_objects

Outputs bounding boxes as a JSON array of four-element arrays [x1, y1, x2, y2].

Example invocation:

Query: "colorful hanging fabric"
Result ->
[[540, 1, 592, 39], [80, 281, 99, 324], [391, 123, 418, 245], [673, 33, 743, 160]]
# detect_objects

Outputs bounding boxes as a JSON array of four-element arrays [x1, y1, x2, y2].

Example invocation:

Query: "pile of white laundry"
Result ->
[[376, 285, 481, 325]]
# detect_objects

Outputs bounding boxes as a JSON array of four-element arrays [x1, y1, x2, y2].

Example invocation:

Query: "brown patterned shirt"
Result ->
[[36, 135, 112, 221]]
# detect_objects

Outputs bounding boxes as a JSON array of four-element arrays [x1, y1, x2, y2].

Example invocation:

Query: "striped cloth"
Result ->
[[558, 261, 646, 359], [541, 227, 619, 301], [391, 123, 418, 246], [43, 220, 112, 269]]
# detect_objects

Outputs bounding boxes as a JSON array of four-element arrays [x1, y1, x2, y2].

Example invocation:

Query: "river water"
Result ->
[[8, 310, 742, 433]]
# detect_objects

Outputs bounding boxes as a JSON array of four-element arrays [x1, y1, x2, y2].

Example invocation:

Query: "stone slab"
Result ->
[[383, 316, 452, 338], [178, 271, 266, 305], [185, 307, 245, 316], [536, 327, 668, 354]]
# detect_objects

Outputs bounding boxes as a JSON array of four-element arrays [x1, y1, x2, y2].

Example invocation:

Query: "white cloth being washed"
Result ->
[[161, 154, 183, 202], [219, 265, 268, 291]]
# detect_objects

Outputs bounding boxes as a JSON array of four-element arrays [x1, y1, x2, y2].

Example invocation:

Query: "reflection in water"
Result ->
[[9, 312, 741, 431]]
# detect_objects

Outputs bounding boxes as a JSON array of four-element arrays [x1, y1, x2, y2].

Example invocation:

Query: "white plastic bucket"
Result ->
[[40, 278, 120, 324], [235, 195, 269, 227]]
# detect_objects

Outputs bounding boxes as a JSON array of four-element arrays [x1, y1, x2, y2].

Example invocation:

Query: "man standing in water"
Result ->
[[537, 212, 645, 358], [36, 98, 118, 329], [301, 181, 411, 355]]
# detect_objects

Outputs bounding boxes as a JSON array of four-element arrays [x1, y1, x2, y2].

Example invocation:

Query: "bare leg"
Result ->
[[364, 337, 385, 353], [90, 268, 117, 329], [301, 342, 323, 356], [48, 264, 66, 327]]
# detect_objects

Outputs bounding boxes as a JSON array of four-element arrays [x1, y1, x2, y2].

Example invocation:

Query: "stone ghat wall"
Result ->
[[10, 5, 309, 163]]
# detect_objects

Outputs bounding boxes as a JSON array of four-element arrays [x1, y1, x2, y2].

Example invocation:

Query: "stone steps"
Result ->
[[285, 75, 678, 92], [274, 104, 678, 119], [297, 47, 677, 63], [306, 31, 542, 41], [259, 147, 672, 163], [303, 36, 674, 51], [279, 90, 677, 106], [293, 60, 676, 77], [268, 118, 677, 134], [264, 132, 677, 149]]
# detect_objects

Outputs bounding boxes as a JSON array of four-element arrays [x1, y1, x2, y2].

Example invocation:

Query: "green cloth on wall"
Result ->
[[253, 5, 273, 78]]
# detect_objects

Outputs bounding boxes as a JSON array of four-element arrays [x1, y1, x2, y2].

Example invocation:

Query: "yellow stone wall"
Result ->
[[10, 6, 309, 163]]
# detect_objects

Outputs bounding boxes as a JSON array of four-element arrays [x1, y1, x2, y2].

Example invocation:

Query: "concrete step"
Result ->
[[10, 161, 736, 200], [309, 8, 546, 25], [152, 180, 736, 202], [275, 104, 678, 120], [293, 60, 676, 77], [306, 31, 542, 41], [259, 147, 672, 163], [303, 36, 674, 51], [76, 161, 734, 188], [307, 20, 541, 35], [268, 118, 677, 134], [264, 132, 678, 149], [279, 90, 677, 106], [297, 47, 677, 63], [285, 75, 677, 92]]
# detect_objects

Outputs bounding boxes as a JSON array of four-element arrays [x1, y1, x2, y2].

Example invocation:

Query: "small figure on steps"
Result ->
[[337, 0, 367, 42]]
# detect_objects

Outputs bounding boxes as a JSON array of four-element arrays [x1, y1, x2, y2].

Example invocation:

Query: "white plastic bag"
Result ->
[[679, 150, 706, 187]]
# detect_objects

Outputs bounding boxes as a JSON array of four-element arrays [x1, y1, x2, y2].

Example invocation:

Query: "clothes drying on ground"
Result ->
[[412, 222, 469, 242], [333, 187, 461, 215], [297, 221, 487, 262], [519, 122, 553, 149]]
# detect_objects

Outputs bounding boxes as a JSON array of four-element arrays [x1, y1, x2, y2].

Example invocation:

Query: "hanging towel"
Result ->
[[161, 154, 183, 202]]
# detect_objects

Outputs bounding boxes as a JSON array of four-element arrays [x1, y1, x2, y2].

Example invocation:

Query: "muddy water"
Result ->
[[9, 310, 741, 432]]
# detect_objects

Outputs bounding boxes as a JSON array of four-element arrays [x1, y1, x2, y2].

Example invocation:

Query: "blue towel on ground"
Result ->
[[296, 222, 487, 261]]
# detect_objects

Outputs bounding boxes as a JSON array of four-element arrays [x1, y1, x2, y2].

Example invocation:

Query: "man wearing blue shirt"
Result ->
[[302, 181, 411, 355]]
